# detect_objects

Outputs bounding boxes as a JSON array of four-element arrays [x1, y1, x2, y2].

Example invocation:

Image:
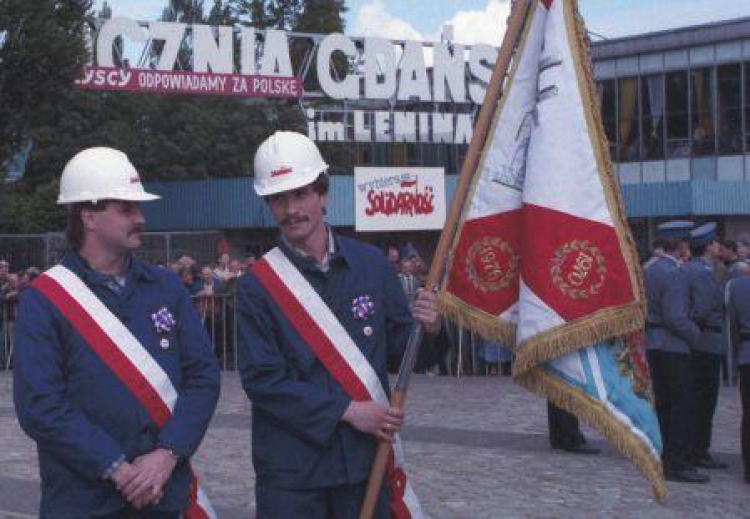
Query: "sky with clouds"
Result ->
[[96, 0, 750, 45]]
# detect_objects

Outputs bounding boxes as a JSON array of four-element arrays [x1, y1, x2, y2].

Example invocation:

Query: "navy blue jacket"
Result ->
[[13, 252, 220, 518], [644, 255, 700, 353], [236, 236, 413, 489]]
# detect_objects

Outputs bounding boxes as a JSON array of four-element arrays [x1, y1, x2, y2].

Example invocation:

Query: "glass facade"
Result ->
[[596, 59, 750, 163]]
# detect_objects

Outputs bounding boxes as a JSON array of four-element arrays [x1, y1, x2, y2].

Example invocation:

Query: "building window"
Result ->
[[717, 63, 742, 155], [690, 67, 716, 156], [641, 75, 665, 160], [597, 79, 618, 161], [618, 77, 640, 162], [744, 61, 750, 151], [665, 70, 690, 158]]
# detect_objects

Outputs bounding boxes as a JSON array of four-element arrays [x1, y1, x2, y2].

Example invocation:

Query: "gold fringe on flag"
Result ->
[[513, 302, 645, 375], [516, 366, 667, 503], [438, 292, 517, 348]]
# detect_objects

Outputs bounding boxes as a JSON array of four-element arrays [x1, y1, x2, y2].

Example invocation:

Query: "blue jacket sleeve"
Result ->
[[157, 281, 221, 458], [235, 275, 350, 448], [663, 269, 701, 348], [12, 289, 124, 480]]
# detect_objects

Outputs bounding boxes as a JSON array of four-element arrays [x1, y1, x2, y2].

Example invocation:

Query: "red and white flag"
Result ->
[[439, 0, 664, 500]]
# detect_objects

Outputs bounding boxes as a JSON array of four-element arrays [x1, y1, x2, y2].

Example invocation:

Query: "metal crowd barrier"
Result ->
[[1, 297, 16, 370], [192, 292, 240, 371], [0, 290, 494, 376]]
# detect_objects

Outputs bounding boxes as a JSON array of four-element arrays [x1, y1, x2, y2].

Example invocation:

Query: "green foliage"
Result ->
[[0, 0, 348, 232], [0, 0, 93, 169]]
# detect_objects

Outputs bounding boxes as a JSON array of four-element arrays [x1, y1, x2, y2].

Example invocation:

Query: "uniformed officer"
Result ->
[[727, 264, 750, 483], [235, 132, 440, 517], [13, 147, 221, 517], [684, 222, 728, 470], [547, 402, 599, 454], [644, 220, 709, 483]]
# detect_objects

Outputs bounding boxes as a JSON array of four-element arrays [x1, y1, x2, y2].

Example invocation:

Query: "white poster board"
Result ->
[[354, 167, 446, 232]]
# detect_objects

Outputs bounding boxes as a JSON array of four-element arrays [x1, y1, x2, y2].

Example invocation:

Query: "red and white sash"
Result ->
[[252, 247, 422, 519], [33, 265, 216, 519]]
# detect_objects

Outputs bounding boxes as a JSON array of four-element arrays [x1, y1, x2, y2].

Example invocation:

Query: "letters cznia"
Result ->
[[91, 17, 497, 104]]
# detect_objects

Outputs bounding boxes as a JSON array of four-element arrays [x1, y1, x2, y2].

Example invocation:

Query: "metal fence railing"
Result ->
[[1, 292, 498, 376]]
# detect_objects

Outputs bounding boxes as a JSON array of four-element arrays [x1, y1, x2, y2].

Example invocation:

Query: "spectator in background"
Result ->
[[737, 240, 750, 262], [214, 253, 232, 282], [386, 244, 401, 271], [480, 338, 512, 376], [179, 266, 202, 296], [643, 239, 666, 270], [397, 255, 420, 308], [0, 260, 9, 287]]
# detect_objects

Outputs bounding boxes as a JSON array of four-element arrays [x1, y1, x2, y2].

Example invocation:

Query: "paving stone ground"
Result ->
[[1, 371, 747, 518]]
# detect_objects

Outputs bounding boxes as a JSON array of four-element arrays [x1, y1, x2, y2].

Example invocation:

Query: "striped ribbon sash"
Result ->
[[253, 247, 423, 519], [34, 265, 216, 519]]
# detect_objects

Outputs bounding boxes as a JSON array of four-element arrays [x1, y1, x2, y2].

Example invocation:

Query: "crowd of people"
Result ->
[[644, 220, 750, 486], [5, 138, 750, 518]]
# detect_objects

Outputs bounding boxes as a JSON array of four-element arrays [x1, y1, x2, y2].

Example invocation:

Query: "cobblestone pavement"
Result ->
[[1, 371, 747, 518]]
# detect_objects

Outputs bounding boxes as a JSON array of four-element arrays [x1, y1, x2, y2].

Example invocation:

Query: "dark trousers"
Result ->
[[690, 350, 722, 457], [547, 402, 585, 448], [647, 350, 694, 471], [740, 364, 750, 481], [256, 482, 389, 519]]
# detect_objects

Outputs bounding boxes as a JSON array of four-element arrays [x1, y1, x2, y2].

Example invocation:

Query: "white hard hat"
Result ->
[[57, 147, 161, 205], [253, 131, 329, 197]]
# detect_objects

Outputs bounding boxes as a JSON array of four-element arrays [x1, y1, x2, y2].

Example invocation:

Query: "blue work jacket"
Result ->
[[236, 235, 413, 490], [13, 251, 220, 518]]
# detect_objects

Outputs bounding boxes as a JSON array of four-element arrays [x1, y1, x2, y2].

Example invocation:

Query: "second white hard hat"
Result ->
[[57, 147, 160, 205], [253, 131, 329, 197]]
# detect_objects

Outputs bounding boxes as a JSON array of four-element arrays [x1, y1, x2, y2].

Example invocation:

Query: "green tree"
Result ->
[[0, 0, 93, 171]]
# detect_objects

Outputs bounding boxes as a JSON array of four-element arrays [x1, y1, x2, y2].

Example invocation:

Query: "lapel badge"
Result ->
[[351, 295, 375, 321], [160, 338, 171, 349], [152, 307, 176, 334], [363, 325, 374, 337]]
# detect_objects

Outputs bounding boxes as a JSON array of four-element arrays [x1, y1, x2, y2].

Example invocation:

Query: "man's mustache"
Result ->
[[129, 225, 145, 236], [280, 215, 309, 226]]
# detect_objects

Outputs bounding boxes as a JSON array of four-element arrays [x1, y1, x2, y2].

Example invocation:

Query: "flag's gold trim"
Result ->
[[514, 0, 646, 369], [516, 366, 667, 503], [438, 291, 517, 347], [513, 301, 645, 374]]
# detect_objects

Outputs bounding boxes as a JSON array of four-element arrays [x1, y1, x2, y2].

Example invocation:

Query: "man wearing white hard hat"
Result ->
[[236, 132, 440, 517], [13, 147, 220, 518]]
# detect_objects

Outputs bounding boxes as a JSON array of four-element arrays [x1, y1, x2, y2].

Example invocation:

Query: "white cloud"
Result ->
[[352, 0, 424, 41], [441, 0, 510, 46], [352, 0, 510, 46]]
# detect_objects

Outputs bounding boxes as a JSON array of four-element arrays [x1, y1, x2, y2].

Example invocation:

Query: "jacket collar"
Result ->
[[61, 250, 155, 285]]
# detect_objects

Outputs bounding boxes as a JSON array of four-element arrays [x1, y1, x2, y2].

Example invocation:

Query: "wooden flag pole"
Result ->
[[358, 1, 533, 517]]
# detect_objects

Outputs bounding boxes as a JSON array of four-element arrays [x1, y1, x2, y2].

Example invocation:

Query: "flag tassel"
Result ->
[[513, 303, 645, 375], [517, 368, 667, 502]]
